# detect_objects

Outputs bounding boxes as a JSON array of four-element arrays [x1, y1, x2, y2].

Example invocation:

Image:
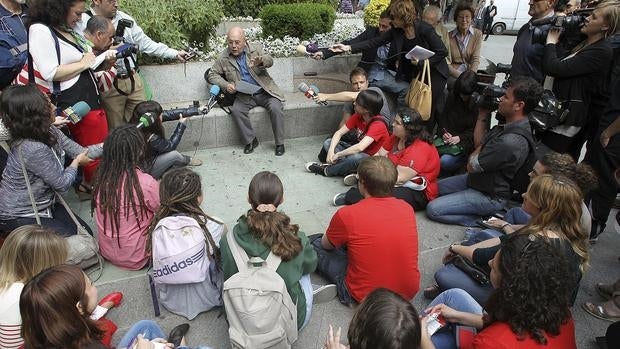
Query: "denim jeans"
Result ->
[[149, 150, 190, 179], [310, 234, 355, 305], [426, 174, 506, 227], [504, 207, 531, 224], [299, 274, 313, 329], [369, 73, 410, 107], [434, 263, 494, 305], [463, 206, 531, 244], [427, 289, 484, 349], [322, 138, 369, 177], [117, 320, 212, 349], [439, 154, 467, 174]]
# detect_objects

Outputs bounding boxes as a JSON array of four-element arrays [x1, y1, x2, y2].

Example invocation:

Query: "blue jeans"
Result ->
[[434, 263, 494, 305], [310, 234, 355, 305], [369, 73, 409, 107], [463, 206, 531, 244], [322, 138, 369, 177], [426, 174, 506, 227], [299, 274, 313, 329], [427, 289, 484, 349], [504, 207, 531, 224], [117, 320, 212, 349], [440, 154, 467, 173]]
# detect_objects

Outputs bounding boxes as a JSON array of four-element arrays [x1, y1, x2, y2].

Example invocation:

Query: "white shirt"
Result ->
[[0, 282, 25, 349]]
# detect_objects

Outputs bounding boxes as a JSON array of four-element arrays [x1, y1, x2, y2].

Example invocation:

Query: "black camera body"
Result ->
[[162, 101, 207, 122], [531, 8, 592, 47], [115, 42, 138, 59], [114, 18, 134, 45], [471, 84, 506, 110]]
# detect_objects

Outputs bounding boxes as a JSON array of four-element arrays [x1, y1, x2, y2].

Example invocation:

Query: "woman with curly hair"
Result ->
[[425, 233, 577, 349], [93, 125, 159, 270], [426, 174, 588, 305], [0, 85, 99, 236], [146, 167, 225, 319], [333, 107, 440, 210], [220, 171, 320, 330]]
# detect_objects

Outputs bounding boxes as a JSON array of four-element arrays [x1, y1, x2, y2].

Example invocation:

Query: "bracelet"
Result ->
[[501, 223, 510, 229]]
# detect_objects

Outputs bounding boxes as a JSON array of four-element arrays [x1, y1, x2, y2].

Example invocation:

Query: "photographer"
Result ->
[[540, 1, 616, 158], [77, 0, 188, 130]]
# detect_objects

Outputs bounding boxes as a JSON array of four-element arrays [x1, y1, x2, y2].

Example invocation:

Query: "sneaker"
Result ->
[[332, 192, 346, 206], [343, 173, 358, 186], [312, 284, 337, 304], [305, 162, 327, 176], [188, 158, 202, 166]]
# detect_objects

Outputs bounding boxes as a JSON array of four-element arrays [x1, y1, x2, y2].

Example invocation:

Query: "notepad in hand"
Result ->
[[405, 45, 435, 61]]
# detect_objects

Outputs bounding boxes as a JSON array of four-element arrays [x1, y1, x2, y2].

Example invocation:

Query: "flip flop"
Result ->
[[582, 301, 620, 322]]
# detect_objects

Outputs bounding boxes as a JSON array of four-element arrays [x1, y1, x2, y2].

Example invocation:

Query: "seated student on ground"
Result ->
[[305, 89, 390, 177], [324, 288, 435, 349], [425, 174, 588, 306], [426, 234, 578, 349], [426, 76, 543, 227], [146, 167, 225, 320], [333, 107, 440, 211], [130, 101, 202, 179], [467, 152, 597, 244], [0, 225, 121, 348], [93, 125, 160, 270], [312, 156, 420, 305], [219, 171, 319, 330], [434, 70, 479, 177], [20, 264, 199, 349]]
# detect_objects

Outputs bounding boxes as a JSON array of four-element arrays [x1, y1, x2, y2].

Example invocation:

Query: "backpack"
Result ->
[[0, 8, 28, 89], [223, 231, 298, 349], [152, 216, 211, 285]]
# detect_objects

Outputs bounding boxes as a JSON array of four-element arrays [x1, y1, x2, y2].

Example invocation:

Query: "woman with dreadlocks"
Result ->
[[93, 125, 160, 270], [146, 167, 225, 319]]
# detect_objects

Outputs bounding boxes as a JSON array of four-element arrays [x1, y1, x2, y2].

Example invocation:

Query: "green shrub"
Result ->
[[121, 0, 223, 62], [363, 0, 390, 28], [260, 3, 336, 40], [224, 0, 334, 18]]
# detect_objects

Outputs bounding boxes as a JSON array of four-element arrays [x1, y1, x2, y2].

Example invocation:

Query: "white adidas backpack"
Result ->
[[223, 231, 298, 349], [152, 216, 209, 284]]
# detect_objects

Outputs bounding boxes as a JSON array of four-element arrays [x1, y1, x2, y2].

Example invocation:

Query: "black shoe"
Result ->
[[168, 323, 190, 348], [590, 219, 606, 244], [243, 137, 259, 154], [275, 144, 285, 156], [304, 162, 328, 176]]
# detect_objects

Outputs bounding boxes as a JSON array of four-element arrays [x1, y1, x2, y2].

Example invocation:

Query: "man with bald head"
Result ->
[[208, 27, 286, 156]]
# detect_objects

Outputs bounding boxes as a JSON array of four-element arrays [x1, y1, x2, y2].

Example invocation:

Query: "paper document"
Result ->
[[235, 80, 262, 95], [90, 50, 116, 70], [405, 45, 435, 61]]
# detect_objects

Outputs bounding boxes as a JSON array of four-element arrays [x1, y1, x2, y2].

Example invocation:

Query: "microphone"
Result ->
[[136, 112, 155, 129], [297, 82, 328, 105], [207, 84, 221, 110], [62, 101, 91, 124], [296, 43, 321, 56]]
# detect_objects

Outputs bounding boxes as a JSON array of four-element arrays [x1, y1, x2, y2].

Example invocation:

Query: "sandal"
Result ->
[[423, 284, 442, 300], [596, 282, 615, 300], [582, 301, 620, 322], [75, 183, 93, 201]]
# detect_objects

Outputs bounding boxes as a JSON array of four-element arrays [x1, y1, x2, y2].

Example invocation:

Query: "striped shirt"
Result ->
[[0, 282, 24, 349]]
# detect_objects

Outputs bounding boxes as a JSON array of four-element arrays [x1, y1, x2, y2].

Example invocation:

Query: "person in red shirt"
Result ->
[[425, 234, 577, 349], [310, 156, 420, 304], [333, 107, 440, 210], [305, 89, 389, 177]]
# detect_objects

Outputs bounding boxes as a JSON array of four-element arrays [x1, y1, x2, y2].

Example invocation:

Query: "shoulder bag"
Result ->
[[405, 59, 433, 120]]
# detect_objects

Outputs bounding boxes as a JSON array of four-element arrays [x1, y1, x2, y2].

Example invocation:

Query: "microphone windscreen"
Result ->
[[295, 44, 307, 55], [297, 82, 309, 93], [72, 101, 91, 117], [309, 84, 320, 93], [209, 84, 220, 96]]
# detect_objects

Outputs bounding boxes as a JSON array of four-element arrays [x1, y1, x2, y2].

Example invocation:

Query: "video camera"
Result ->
[[531, 8, 592, 47], [161, 101, 208, 122]]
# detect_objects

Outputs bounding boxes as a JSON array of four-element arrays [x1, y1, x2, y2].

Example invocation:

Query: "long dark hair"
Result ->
[[92, 125, 148, 245], [484, 234, 572, 345], [245, 171, 302, 261], [130, 101, 165, 161], [20, 264, 104, 349], [27, 0, 85, 28], [398, 107, 432, 146], [355, 89, 384, 117], [146, 168, 221, 263], [0, 85, 56, 146]]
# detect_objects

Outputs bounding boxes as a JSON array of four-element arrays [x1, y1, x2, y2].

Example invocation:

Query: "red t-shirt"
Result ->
[[344, 114, 389, 156], [471, 318, 577, 349], [385, 136, 441, 200], [325, 197, 420, 302]]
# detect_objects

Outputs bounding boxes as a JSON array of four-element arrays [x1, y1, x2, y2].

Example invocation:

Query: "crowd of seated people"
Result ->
[[2, 0, 620, 347]]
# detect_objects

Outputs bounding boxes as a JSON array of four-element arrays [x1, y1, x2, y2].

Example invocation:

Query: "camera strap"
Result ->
[[113, 55, 137, 96]]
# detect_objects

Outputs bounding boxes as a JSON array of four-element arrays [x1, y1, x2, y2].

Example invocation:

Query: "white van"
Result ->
[[479, 0, 531, 35]]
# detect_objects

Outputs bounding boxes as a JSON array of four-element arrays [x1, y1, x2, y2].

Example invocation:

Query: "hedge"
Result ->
[[260, 3, 336, 40], [223, 0, 337, 18], [363, 0, 391, 28]]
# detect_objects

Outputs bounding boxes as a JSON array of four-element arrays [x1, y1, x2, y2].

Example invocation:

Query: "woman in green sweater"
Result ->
[[220, 171, 318, 329]]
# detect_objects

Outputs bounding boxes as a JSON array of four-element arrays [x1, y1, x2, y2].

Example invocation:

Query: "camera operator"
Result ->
[[539, 1, 616, 158], [511, 0, 558, 83], [76, 0, 188, 130]]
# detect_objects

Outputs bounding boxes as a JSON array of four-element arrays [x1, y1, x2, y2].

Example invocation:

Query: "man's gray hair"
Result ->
[[423, 5, 442, 21], [86, 15, 111, 35]]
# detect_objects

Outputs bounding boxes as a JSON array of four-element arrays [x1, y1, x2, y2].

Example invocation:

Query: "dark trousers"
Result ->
[[584, 133, 620, 223], [0, 202, 93, 237], [309, 234, 355, 305], [344, 187, 429, 211], [482, 19, 493, 39], [230, 91, 285, 146]]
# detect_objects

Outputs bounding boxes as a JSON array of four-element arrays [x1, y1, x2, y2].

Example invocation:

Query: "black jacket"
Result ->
[[145, 122, 186, 163], [343, 26, 381, 72]]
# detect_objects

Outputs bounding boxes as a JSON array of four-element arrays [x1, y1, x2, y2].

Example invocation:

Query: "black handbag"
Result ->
[[528, 89, 569, 132], [204, 68, 235, 114], [450, 255, 490, 285]]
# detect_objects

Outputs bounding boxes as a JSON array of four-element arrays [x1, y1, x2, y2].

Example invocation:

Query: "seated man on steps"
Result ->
[[305, 89, 389, 177], [310, 156, 420, 305], [208, 27, 286, 156], [426, 76, 543, 227]]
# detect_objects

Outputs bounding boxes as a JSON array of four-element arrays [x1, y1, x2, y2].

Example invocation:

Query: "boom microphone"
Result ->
[[207, 84, 221, 110], [62, 101, 91, 124], [136, 112, 155, 129], [297, 82, 328, 105]]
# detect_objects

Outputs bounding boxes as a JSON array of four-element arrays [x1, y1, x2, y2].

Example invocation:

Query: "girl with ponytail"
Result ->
[[220, 171, 318, 330]]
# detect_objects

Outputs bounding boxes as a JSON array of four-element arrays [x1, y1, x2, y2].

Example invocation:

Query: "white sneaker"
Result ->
[[188, 157, 203, 166], [343, 173, 358, 186], [332, 192, 346, 206], [312, 284, 337, 304]]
